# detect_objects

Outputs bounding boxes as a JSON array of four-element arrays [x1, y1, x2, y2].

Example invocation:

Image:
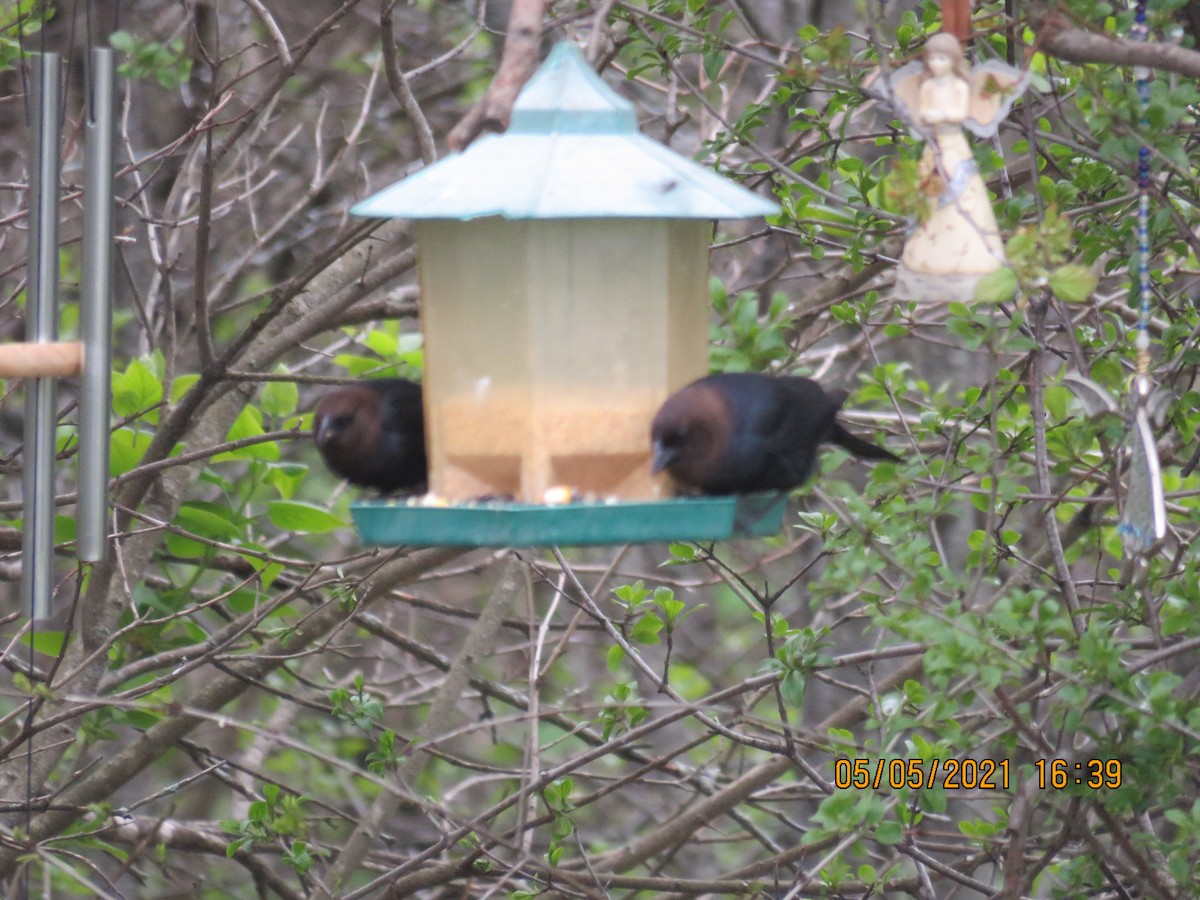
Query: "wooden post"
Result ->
[[942, 0, 972, 42], [0, 342, 83, 378]]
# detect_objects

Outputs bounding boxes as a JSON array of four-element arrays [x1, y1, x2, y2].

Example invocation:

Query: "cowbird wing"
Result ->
[[371, 379, 428, 492], [707, 374, 841, 491], [780, 376, 899, 464], [374, 378, 424, 439], [770, 377, 844, 484]]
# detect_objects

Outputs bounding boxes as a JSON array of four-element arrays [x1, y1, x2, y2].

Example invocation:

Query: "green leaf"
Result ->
[[1048, 264, 1098, 303], [631, 612, 664, 645], [166, 504, 234, 556], [1164, 808, 1189, 828], [239, 543, 285, 590], [363, 330, 399, 358], [109, 427, 154, 476], [261, 378, 299, 419], [268, 500, 347, 534], [657, 597, 686, 623], [876, 820, 904, 845], [612, 580, 650, 607], [284, 840, 313, 874], [757, 657, 785, 677], [606, 644, 625, 672], [166, 531, 208, 559], [54, 514, 75, 544], [266, 463, 308, 501], [703, 48, 724, 81], [118, 709, 163, 730], [112, 358, 163, 418], [551, 813, 574, 840], [781, 670, 807, 707], [665, 542, 700, 564], [109, 30, 135, 53], [973, 267, 1018, 305], [20, 630, 65, 656], [171, 372, 200, 402], [334, 354, 388, 377], [175, 501, 243, 540], [212, 405, 279, 462]]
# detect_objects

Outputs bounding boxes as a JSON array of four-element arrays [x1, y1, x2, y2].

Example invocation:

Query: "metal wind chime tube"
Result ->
[[22, 52, 62, 619], [79, 47, 115, 563]]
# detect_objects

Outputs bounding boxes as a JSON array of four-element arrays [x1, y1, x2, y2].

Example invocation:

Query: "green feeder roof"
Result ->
[[351, 42, 778, 221]]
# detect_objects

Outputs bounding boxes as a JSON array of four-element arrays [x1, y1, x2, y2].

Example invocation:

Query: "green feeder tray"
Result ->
[[351, 494, 787, 547]]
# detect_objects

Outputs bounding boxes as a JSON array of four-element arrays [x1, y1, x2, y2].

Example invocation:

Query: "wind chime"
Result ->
[[0, 47, 115, 618]]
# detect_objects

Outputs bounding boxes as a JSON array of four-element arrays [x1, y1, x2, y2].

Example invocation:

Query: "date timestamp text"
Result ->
[[834, 758, 1009, 790], [833, 758, 1123, 791]]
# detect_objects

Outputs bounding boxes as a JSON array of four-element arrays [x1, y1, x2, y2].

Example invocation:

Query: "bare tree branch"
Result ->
[[381, 0, 438, 164], [446, 0, 548, 152], [1032, 3, 1200, 78], [0, 547, 463, 876]]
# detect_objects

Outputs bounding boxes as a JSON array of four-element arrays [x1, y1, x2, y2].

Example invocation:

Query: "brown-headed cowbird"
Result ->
[[650, 372, 898, 495], [313, 378, 427, 495]]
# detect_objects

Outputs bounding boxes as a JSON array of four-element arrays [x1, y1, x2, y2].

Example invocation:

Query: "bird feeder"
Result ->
[[349, 42, 780, 545]]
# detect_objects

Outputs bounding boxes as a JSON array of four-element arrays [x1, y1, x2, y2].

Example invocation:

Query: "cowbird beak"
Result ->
[[314, 415, 334, 448], [651, 438, 676, 475]]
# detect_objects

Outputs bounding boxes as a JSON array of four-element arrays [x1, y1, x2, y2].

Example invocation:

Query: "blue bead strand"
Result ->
[[1134, 0, 1152, 368]]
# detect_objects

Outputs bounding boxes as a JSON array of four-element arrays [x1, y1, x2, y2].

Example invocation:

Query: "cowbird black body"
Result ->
[[651, 373, 898, 495], [314, 378, 427, 494]]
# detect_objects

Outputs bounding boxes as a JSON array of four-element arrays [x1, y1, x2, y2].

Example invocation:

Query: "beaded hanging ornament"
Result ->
[[1072, 0, 1171, 584], [1045, 0, 1168, 583], [1118, 0, 1168, 581]]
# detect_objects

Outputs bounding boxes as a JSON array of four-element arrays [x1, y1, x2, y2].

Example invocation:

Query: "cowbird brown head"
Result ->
[[651, 372, 898, 495], [314, 378, 427, 495]]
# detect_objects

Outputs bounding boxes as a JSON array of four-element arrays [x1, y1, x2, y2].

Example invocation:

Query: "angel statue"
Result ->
[[882, 33, 1028, 300]]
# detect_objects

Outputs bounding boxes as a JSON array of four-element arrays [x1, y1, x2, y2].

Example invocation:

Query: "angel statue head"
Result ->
[[922, 32, 970, 82]]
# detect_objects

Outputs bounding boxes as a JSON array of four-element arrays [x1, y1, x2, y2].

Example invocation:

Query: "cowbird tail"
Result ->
[[830, 423, 899, 462]]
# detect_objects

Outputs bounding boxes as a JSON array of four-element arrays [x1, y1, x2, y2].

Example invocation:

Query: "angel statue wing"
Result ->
[[873, 60, 926, 137], [871, 57, 1028, 140], [964, 61, 1028, 137]]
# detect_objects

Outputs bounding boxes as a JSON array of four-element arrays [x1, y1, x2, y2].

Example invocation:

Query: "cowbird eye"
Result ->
[[663, 428, 686, 447], [315, 412, 355, 446]]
